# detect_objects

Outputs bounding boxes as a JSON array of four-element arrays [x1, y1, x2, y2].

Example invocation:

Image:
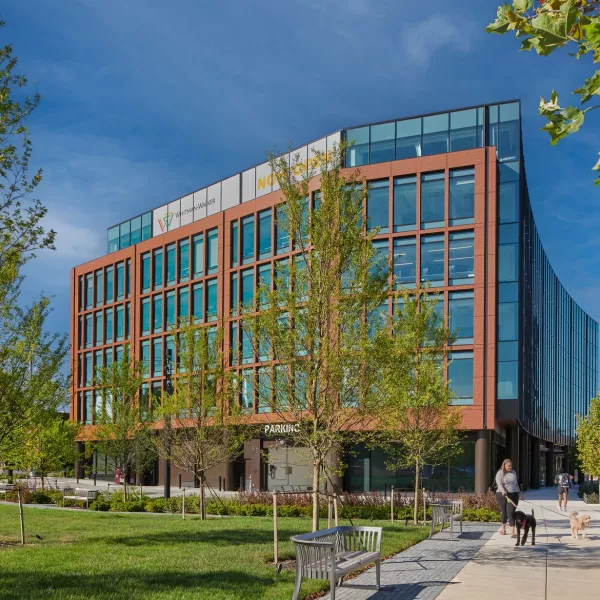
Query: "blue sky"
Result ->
[[3, 0, 599, 338]]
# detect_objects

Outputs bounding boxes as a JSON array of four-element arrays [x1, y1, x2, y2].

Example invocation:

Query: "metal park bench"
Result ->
[[291, 526, 382, 600], [429, 500, 463, 540], [62, 488, 99, 509], [0, 483, 17, 498]]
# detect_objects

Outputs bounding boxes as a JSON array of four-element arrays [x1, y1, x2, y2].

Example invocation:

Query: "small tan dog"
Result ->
[[570, 511, 592, 539]]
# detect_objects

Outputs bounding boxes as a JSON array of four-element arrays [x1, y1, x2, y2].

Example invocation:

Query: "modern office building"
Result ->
[[70, 100, 598, 494]]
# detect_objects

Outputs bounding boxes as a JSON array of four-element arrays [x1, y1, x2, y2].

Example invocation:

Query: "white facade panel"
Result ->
[[242, 169, 256, 203], [193, 188, 207, 221], [327, 132, 341, 155], [180, 194, 194, 226], [167, 199, 181, 231], [207, 183, 221, 216], [290, 145, 308, 182], [308, 137, 327, 175], [221, 174, 240, 210], [255, 162, 272, 198]]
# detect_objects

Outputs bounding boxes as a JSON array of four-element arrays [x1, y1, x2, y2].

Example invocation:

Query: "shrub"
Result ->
[[578, 481, 599, 498], [90, 499, 111, 511], [583, 492, 599, 504], [30, 492, 53, 504]]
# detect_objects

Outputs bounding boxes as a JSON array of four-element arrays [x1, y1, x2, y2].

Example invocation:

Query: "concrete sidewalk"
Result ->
[[438, 486, 600, 600]]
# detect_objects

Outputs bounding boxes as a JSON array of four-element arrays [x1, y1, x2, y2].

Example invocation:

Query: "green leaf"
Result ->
[[530, 13, 569, 54], [513, 0, 533, 12], [574, 70, 600, 104]]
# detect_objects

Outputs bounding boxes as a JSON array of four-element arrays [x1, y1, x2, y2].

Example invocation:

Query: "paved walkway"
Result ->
[[321, 486, 600, 600]]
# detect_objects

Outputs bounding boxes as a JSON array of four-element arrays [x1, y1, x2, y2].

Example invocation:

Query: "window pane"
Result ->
[[108, 226, 119, 253], [116, 305, 124, 341], [141, 212, 152, 241], [105, 309, 113, 343], [166, 291, 176, 327], [241, 269, 254, 310], [153, 338, 163, 377], [498, 341, 518, 362], [448, 352, 473, 405], [131, 217, 141, 245], [231, 221, 239, 267], [258, 210, 272, 258], [207, 229, 218, 273], [499, 223, 519, 245], [393, 176, 416, 232], [498, 282, 518, 303], [499, 181, 519, 223], [141, 298, 150, 335], [498, 243, 518, 282], [85, 274, 93, 309], [370, 122, 395, 164], [230, 273, 238, 315], [241, 327, 253, 364], [421, 172, 445, 229], [116, 262, 125, 300], [179, 240, 189, 281], [371, 240, 388, 280], [141, 253, 150, 292], [367, 180, 389, 233], [396, 118, 421, 159], [258, 264, 271, 308], [422, 113, 448, 156], [119, 221, 131, 249], [346, 126, 369, 167], [498, 361, 518, 399], [449, 231, 474, 285], [94, 271, 103, 307], [153, 250, 163, 289], [94, 312, 102, 346], [192, 283, 203, 322], [449, 168, 474, 225], [166, 244, 176, 285], [449, 109, 480, 152], [242, 216, 255, 264], [178, 287, 189, 323], [498, 302, 518, 341], [240, 370, 254, 412], [193, 234, 204, 278], [230, 322, 238, 366], [84, 315, 92, 348], [207, 280, 218, 321], [275, 205, 290, 254], [449, 292, 474, 344], [498, 102, 520, 162], [153, 295, 163, 333], [421, 235, 444, 287], [141, 341, 150, 378], [106, 267, 114, 303]]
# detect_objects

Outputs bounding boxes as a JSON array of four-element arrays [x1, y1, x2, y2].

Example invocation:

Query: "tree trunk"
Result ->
[[312, 462, 320, 532], [200, 472, 206, 521], [413, 459, 420, 525], [40, 469, 45, 491]]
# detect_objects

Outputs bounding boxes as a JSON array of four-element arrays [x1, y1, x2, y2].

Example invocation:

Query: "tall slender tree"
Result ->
[[576, 394, 600, 481]]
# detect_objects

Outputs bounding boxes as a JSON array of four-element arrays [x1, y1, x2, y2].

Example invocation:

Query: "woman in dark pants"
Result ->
[[495, 458, 520, 537]]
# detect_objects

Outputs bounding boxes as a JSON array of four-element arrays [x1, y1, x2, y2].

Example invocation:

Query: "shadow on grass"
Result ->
[[0, 569, 277, 599]]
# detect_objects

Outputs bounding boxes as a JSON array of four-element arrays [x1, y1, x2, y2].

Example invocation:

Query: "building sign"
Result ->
[[264, 423, 300, 435]]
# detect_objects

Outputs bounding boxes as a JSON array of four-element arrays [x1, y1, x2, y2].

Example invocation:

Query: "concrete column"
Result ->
[[530, 437, 540, 489], [74, 441, 85, 480], [475, 430, 489, 495]]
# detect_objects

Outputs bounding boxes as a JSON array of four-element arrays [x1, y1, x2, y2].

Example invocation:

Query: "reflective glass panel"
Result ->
[[346, 126, 369, 166], [421, 172, 445, 229], [449, 168, 474, 225], [420, 235, 444, 287], [393, 176, 416, 232], [448, 231, 474, 285], [370, 122, 395, 163], [367, 180, 389, 233]]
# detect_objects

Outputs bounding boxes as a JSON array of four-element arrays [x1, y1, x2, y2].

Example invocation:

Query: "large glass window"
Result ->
[[449, 168, 474, 225], [152, 338, 163, 377], [141, 341, 150, 378], [230, 322, 238, 366], [166, 244, 176, 285], [141, 298, 150, 335], [130, 216, 142, 245], [449, 291, 474, 344], [258, 210, 272, 259], [449, 108, 483, 151], [116, 305, 124, 341], [498, 161, 520, 224], [240, 369, 254, 412], [448, 231, 474, 285], [242, 216, 255, 264], [498, 302, 518, 341], [371, 241, 388, 279], [94, 312, 102, 346], [166, 291, 176, 328], [258, 264, 271, 308], [393, 176, 416, 232], [193, 234, 204, 278], [84, 314, 92, 348], [498, 243, 518, 282], [179, 240, 189, 281], [120, 221, 130, 249], [367, 180, 389, 233], [207, 229, 218, 273], [241, 269, 254, 310], [420, 234, 444, 287], [141, 212, 152, 241], [394, 237, 416, 288], [207, 279, 218, 321], [85, 353, 93, 386], [108, 226, 119, 253], [153, 249, 163, 289], [498, 361, 518, 399], [85, 274, 93, 309], [370, 122, 395, 163], [275, 205, 290, 255], [231, 221, 239, 267], [178, 287, 189, 323], [192, 283, 203, 322], [105, 267, 114, 303], [257, 367, 272, 413], [230, 273, 239, 316], [422, 113, 448, 156], [396, 118, 421, 159], [105, 308, 113, 343], [95, 271, 103, 307], [448, 352, 473, 405], [153, 294, 163, 333], [241, 326, 253, 364], [346, 126, 369, 167], [141, 253, 151, 292], [116, 262, 125, 300], [421, 172, 445, 229], [498, 102, 520, 162]]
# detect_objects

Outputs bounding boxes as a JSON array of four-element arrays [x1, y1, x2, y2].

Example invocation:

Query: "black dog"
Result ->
[[514, 509, 536, 546]]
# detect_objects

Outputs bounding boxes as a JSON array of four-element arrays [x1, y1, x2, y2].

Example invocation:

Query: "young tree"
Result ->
[[14, 416, 78, 490], [486, 0, 600, 184], [370, 289, 462, 524], [157, 322, 251, 520], [244, 145, 389, 531], [576, 394, 600, 479], [93, 345, 156, 500]]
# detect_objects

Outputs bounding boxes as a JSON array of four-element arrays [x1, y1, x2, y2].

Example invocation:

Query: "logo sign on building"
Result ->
[[264, 423, 301, 436], [157, 212, 174, 233]]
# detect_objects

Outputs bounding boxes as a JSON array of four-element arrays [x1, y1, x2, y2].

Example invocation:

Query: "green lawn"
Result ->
[[0, 505, 428, 600]]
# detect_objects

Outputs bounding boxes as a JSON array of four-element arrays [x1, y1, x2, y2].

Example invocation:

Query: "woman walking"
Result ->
[[495, 458, 520, 537]]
